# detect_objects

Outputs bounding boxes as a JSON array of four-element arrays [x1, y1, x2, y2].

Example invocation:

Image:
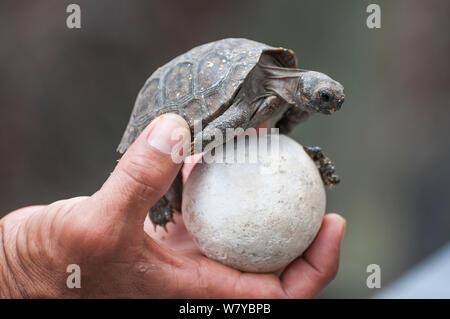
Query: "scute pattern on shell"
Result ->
[[117, 38, 297, 153]]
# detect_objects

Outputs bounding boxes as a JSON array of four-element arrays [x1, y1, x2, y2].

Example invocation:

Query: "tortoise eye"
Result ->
[[320, 91, 331, 103]]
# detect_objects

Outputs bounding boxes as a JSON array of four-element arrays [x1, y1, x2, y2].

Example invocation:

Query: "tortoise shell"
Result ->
[[117, 38, 297, 153]]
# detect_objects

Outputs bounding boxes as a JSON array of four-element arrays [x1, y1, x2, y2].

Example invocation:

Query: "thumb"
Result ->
[[92, 113, 191, 225]]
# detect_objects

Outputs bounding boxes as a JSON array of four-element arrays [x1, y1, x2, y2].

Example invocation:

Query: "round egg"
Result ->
[[182, 134, 326, 273]]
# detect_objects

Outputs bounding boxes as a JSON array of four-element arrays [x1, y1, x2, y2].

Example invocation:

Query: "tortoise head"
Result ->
[[297, 71, 345, 115]]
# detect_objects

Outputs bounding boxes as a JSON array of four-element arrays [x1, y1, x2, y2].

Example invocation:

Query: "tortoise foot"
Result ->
[[303, 146, 340, 189], [149, 196, 178, 232]]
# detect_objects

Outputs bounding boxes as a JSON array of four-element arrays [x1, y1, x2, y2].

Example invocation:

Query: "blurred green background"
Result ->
[[0, 0, 449, 298]]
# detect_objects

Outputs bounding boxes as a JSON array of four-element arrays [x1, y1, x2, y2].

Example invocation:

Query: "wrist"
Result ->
[[0, 221, 23, 298], [0, 214, 60, 298], [0, 211, 82, 298]]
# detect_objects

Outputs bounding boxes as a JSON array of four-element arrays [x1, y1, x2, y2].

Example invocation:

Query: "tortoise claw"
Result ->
[[303, 146, 340, 188]]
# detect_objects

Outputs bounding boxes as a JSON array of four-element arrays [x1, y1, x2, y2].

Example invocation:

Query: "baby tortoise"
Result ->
[[118, 38, 345, 230]]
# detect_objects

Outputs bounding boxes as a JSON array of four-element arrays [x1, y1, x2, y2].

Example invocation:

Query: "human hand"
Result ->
[[0, 114, 345, 298]]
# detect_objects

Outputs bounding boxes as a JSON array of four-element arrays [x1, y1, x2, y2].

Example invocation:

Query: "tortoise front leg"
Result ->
[[191, 99, 251, 154], [275, 108, 310, 134], [275, 108, 339, 188], [303, 146, 340, 189], [191, 95, 286, 154]]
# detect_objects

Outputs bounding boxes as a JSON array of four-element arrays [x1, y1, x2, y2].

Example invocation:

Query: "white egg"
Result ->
[[182, 134, 326, 273]]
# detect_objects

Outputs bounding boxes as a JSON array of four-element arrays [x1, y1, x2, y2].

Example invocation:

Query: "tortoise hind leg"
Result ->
[[149, 171, 182, 231]]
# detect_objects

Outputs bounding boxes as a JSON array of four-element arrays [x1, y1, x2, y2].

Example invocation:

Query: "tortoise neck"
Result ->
[[257, 64, 305, 106]]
